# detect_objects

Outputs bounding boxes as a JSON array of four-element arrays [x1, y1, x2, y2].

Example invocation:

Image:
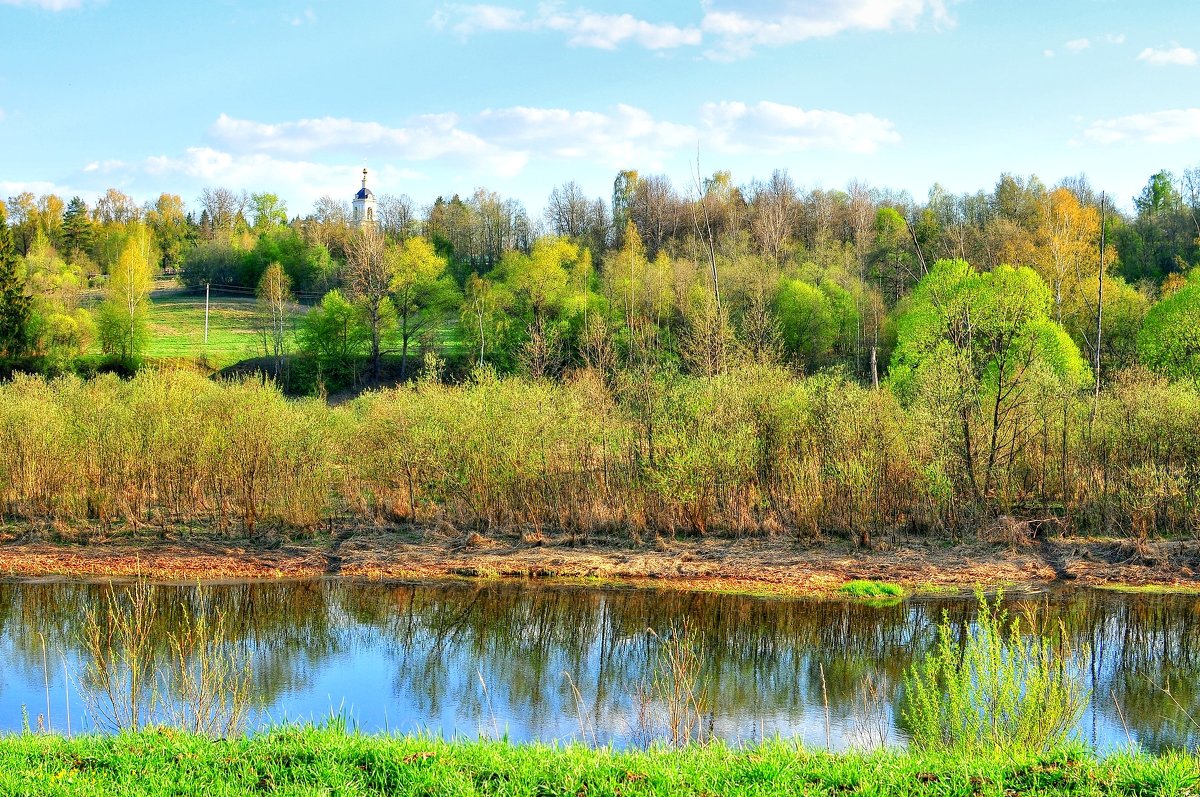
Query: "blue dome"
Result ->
[[355, 187, 374, 200]]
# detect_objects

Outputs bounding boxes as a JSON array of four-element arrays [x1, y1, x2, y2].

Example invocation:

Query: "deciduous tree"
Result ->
[[390, 236, 457, 379], [97, 225, 153, 360]]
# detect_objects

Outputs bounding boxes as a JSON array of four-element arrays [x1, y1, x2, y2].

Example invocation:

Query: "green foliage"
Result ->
[[0, 207, 34, 359], [60, 195, 94, 259], [775, 279, 835, 369], [1138, 272, 1200, 381], [97, 226, 153, 361], [298, 289, 370, 388], [249, 192, 288, 231], [903, 592, 1089, 758], [0, 362, 1196, 540], [460, 273, 515, 369], [891, 260, 1086, 397], [245, 228, 334, 292], [181, 240, 244, 287], [390, 235, 459, 378], [889, 260, 1089, 499], [1117, 170, 1198, 284], [839, 580, 905, 599], [1061, 274, 1148, 373]]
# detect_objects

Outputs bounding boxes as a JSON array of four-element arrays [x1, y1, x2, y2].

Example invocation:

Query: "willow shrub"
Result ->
[[0, 371, 335, 532], [903, 592, 1089, 758], [346, 368, 621, 534], [1076, 369, 1200, 537], [0, 365, 1198, 540]]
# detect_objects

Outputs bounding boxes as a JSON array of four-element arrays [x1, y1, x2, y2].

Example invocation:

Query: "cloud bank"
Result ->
[[1082, 109, 1200, 145], [431, 0, 953, 58]]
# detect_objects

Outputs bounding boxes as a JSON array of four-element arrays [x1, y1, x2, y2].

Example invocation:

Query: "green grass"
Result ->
[[90, 293, 464, 371], [140, 294, 289, 369], [82, 293, 286, 370], [1, 728, 1196, 796], [838, 580, 905, 599], [1094, 583, 1200, 596]]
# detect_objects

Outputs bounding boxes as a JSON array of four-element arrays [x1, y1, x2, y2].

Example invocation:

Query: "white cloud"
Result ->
[[430, 3, 525, 35], [475, 105, 696, 165], [431, 3, 700, 50], [44, 101, 900, 213], [432, 0, 949, 57], [210, 112, 529, 176], [1, 180, 64, 194], [701, 0, 954, 59], [542, 8, 701, 49], [0, 0, 85, 9], [140, 149, 426, 199], [1065, 37, 1090, 52], [1137, 44, 1198, 67], [1082, 108, 1200, 145], [701, 101, 900, 154], [1105, 33, 1125, 45], [1043, 49, 1055, 58], [290, 9, 316, 26], [83, 159, 127, 173], [210, 102, 899, 175]]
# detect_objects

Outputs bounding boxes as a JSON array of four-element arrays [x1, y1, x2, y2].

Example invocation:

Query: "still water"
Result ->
[[0, 579, 1197, 752]]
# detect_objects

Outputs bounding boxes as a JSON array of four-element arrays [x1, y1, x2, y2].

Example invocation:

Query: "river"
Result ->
[[0, 579, 1197, 752]]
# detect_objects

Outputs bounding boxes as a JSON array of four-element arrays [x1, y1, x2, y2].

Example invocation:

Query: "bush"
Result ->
[[903, 591, 1089, 757]]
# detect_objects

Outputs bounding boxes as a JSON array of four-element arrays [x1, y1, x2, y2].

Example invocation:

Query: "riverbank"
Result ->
[[2, 524, 1199, 595], [1, 727, 1195, 796]]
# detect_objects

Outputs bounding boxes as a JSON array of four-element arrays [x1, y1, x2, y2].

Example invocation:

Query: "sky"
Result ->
[[1, 0, 1198, 219]]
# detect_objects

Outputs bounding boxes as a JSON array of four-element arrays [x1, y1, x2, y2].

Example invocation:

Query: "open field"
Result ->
[[81, 289, 463, 373], [140, 292, 279, 368], [1, 727, 1195, 796], [78, 288, 287, 369]]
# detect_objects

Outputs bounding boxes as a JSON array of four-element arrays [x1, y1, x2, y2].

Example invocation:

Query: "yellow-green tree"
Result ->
[[389, 236, 458, 379], [98, 225, 153, 360], [256, 262, 293, 377]]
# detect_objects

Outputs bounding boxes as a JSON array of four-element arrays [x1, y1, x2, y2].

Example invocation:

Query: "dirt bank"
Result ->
[[1, 524, 1199, 594]]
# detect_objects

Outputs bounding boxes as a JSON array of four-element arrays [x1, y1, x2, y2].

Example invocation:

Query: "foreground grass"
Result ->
[[1, 728, 1197, 796]]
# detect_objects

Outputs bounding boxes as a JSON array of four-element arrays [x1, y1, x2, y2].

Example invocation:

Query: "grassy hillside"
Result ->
[[85, 290, 461, 373], [141, 293, 280, 368], [80, 291, 297, 370]]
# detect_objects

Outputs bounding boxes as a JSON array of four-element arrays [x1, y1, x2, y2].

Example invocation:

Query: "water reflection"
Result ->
[[0, 580, 1197, 752]]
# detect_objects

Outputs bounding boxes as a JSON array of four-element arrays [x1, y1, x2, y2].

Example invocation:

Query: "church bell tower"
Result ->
[[352, 168, 377, 227]]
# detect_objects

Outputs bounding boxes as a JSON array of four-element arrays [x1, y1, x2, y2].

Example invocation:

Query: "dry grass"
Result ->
[[4, 527, 1197, 595]]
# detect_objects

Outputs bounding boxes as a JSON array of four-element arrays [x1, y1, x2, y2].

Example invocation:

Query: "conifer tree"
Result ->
[[0, 208, 33, 358]]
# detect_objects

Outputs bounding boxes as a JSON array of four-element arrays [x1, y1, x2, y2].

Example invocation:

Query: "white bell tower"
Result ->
[[352, 168, 377, 227]]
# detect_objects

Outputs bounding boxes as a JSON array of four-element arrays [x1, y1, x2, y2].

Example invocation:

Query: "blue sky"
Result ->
[[1, 0, 1198, 218]]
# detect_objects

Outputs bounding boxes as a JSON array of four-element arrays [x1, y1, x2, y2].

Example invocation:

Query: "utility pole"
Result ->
[[204, 283, 210, 345]]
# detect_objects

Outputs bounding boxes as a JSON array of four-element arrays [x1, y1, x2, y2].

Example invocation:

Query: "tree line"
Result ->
[[0, 158, 1198, 539], [1, 166, 1197, 390]]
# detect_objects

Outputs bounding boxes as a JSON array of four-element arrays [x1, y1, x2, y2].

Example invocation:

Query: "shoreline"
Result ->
[[3, 525, 1200, 596]]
